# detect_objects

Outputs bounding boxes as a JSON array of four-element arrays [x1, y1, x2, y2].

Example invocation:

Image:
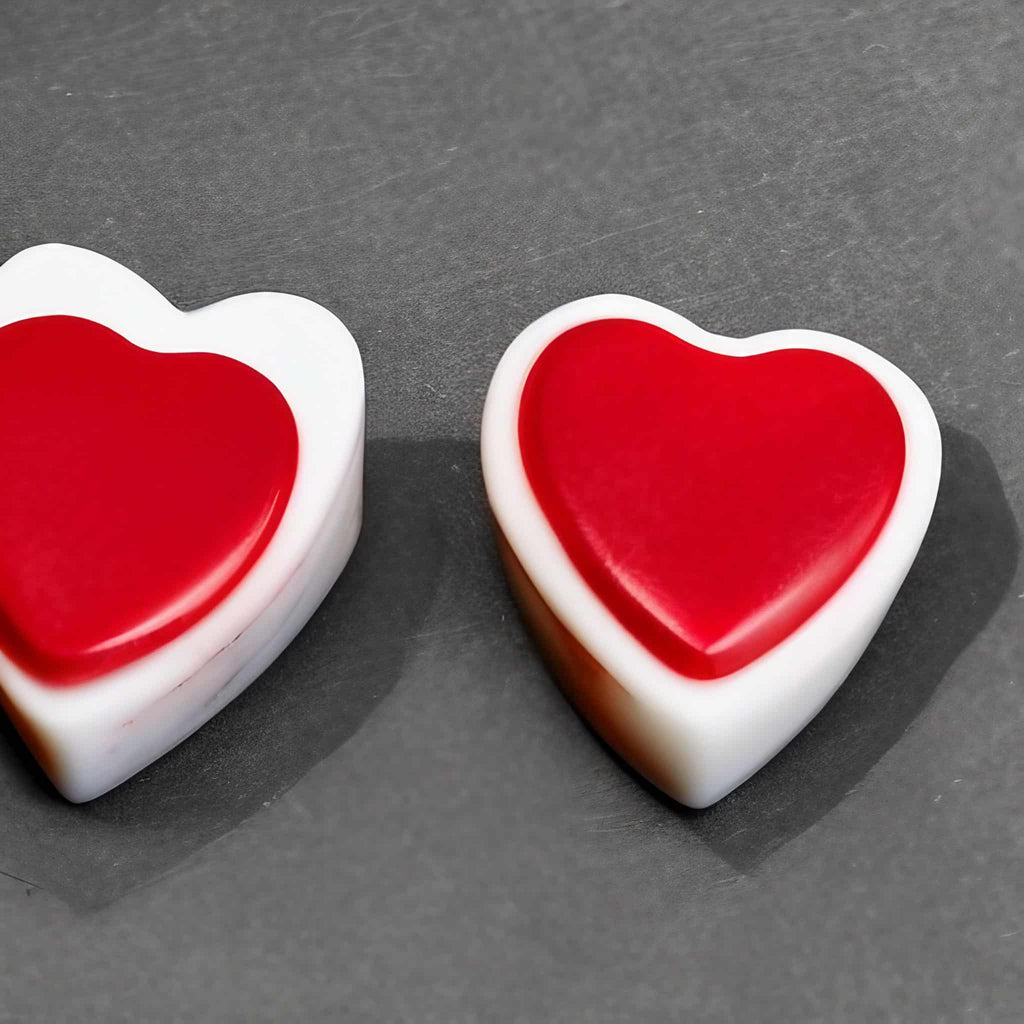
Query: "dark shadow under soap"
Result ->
[[0, 437, 468, 908]]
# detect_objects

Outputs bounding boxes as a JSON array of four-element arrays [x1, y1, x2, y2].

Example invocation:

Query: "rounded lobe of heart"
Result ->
[[518, 318, 907, 680], [0, 315, 299, 686]]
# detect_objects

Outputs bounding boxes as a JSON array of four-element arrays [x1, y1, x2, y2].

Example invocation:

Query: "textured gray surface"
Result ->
[[1, 0, 1023, 1020]]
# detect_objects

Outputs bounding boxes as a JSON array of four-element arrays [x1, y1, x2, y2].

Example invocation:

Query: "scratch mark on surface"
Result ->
[[0, 868, 42, 891], [519, 211, 690, 269], [247, 157, 454, 230], [708, 874, 744, 888], [349, 11, 417, 42], [405, 619, 492, 643]]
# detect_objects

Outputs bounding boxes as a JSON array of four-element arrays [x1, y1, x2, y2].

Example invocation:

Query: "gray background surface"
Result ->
[[1, 1, 1023, 1020]]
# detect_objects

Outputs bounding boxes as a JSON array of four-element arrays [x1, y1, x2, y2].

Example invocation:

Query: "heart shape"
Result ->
[[0, 245, 364, 801], [517, 317, 906, 679], [482, 295, 941, 807], [0, 314, 298, 685]]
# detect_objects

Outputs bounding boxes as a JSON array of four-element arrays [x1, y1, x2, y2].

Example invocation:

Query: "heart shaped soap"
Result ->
[[482, 295, 940, 807], [0, 245, 364, 801]]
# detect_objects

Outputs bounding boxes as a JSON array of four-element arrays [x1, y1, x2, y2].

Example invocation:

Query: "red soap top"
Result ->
[[0, 315, 298, 685], [518, 318, 906, 679]]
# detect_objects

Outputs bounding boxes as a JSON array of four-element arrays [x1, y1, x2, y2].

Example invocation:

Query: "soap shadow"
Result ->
[[605, 424, 1018, 870], [2, 427, 1014, 903], [0, 437, 464, 908]]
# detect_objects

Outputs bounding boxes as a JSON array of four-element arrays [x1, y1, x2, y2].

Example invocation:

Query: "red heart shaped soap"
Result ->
[[517, 318, 906, 679], [482, 295, 940, 807], [0, 315, 299, 685]]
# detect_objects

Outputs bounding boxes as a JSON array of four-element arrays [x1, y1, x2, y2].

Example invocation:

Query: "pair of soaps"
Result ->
[[0, 245, 940, 806]]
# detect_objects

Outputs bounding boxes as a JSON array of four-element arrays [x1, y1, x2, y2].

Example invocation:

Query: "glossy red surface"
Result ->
[[518, 318, 906, 679], [0, 315, 298, 686]]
